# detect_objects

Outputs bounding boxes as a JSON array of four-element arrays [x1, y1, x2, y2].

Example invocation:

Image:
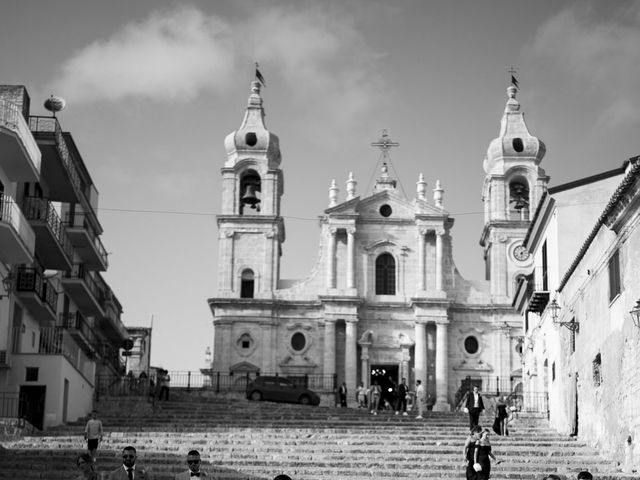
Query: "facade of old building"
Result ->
[[208, 82, 546, 408], [514, 158, 640, 470], [0, 85, 127, 429]]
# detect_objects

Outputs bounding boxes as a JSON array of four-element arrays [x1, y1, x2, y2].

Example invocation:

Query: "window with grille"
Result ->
[[608, 250, 621, 302], [593, 353, 602, 387], [375, 253, 396, 295]]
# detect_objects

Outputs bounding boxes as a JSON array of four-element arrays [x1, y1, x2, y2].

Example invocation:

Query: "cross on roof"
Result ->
[[371, 130, 399, 163]]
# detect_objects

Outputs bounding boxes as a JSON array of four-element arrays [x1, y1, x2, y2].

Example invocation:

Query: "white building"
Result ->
[[514, 158, 640, 470], [208, 82, 545, 408], [0, 85, 127, 429]]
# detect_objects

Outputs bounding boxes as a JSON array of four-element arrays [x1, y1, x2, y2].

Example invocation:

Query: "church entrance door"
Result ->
[[371, 364, 399, 410]]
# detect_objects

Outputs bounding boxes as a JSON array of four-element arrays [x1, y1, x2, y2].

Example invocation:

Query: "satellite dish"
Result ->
[[44, 95, 66, 117]]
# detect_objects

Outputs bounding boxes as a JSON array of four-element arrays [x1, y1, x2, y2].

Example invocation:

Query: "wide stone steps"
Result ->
[[1, 395, 633, 480]]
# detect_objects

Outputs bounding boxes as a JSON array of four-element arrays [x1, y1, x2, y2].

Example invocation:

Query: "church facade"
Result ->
[[208, 82, 546, 409]]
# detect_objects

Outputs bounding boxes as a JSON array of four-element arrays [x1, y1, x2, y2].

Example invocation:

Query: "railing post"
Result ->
[[496, 375, 500, 396], [187, 371, 191, 392], [216, 372, 220, 393]]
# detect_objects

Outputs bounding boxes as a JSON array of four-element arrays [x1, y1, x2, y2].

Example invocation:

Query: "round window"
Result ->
[[379, 204, 392, 217], [245, 132, 257, 146], [291, 332, 306, 351], [464, 336, 479, 355]]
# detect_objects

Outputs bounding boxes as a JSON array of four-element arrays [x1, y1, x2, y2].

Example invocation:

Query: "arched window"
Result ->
[[240, 269, 255, 298], [375, 253, 396, 295]]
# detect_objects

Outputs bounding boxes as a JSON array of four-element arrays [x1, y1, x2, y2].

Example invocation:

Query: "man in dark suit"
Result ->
[[465, 385, 485, 428], [395, 377, 409, 415], [174, 450, 208, 479], [108, 446, 151, 480]]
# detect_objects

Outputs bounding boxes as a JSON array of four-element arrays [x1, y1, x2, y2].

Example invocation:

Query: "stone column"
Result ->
[[324, 319, 336, 377], [345, 319, 358, 405], [360, 343, 370, 388], [433, 320, 450, 411], [435, 228, 445, 291], [414, 321, 427, 386], [417, 228, 427, 291], [347, 227, 356, 289], [326, 227, 337, 289]]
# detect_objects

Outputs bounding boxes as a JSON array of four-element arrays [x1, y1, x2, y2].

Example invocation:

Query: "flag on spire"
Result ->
[[511, 75, 519, 89], [255, 62, 266, 87]]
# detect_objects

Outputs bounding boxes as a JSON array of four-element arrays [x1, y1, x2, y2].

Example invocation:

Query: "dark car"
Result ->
[[246, 376, 321, 406]]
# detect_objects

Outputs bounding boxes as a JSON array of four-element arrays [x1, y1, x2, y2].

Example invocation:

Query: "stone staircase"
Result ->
[[0, 392, 633, 480]]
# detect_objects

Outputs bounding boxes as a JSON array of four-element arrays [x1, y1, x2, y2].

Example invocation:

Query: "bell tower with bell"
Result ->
[[480, 78, 548, 300], [216, 80, 284, 298]]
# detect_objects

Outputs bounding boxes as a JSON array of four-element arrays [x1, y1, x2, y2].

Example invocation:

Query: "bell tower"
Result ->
[[216, 81, 285, 298], [480, 83, 548, 300]]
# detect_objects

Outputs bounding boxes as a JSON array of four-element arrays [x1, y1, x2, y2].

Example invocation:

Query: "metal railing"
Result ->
[[0, 392, 23, 419], [0, 193, 36, 254], [28, 116, 82, 197], [38, 327, 78, 365], [96, 371, 338, 398], [63, 264, 106, 310], [65, 212, 108, 268], [58, 311, 96, 347], [22, 196, 74, 260], [15, 267, 59, 312], [0, 99, 41, 172]]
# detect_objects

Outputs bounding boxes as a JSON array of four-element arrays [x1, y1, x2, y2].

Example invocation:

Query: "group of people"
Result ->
[[75, 445, 294, 480], [350, 377, 434, 417]]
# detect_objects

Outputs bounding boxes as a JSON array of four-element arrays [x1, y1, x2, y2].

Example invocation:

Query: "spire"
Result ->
[[372, 130, 399, 192], [483, 80, 545, 175], [224, 81, 281, 168]]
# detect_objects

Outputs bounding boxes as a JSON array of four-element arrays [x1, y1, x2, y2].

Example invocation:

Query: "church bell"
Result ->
[[241, 184, 260, 209]]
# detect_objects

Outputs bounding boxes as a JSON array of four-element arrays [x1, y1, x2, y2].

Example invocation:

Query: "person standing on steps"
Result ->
[[84, 411, 103, 462], [493, 395, 510, 436], [356, 381, 367, 408], [369, 380, 381, 414], [396, 377, 409, 415], [463, 425, 482, 480], [158, 369, 170, 401], [415, 379, 425, 419], [465, 386, 484, 429], [473, 428, 501, 480], [338, 382, 348, 407], [174, 450, 208, 479], [108, 445, 151, 480]]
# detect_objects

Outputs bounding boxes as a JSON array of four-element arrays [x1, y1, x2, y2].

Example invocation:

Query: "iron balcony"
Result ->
[[0, 193, 36, 264], [0, 99, 41, 182], [61, 264, 106, 317], [65, 211, 108, 271], [14, 267, 58, 327]]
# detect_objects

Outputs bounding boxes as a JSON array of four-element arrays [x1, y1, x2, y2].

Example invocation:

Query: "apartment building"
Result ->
[[0, 85, 127, 429]]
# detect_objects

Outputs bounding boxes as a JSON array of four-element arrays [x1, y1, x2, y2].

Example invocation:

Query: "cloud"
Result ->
[[48, 3, 386, 125], [530, 3, 640, 127], [50, 5, 235, 102]]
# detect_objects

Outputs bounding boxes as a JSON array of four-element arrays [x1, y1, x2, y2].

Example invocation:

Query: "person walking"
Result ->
[[474, 428, 501, 480], [338, 382, 348, 407], [108, 445, 151, 479], [158, 370, 171, 401], [415, 380, 425, 419], [494, 395, 510, 436], [396, 377, 409, 416], [369, 380, 381, 415], [84, 411, 103, 462], [463, 425, 482, 480], [465, 386, 485, 429], [174, 449, 207, 479]]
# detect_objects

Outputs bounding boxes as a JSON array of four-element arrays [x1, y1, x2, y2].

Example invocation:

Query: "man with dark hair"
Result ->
[[463, 425, 483, 480], [175, 450, 207, 479], [577, 472, 594, 480], [466, 386, 485, 429], [83, 411, 103, 462], [109, 446, 150, 479]]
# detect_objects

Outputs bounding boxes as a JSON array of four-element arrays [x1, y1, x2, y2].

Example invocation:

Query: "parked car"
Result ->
[[246, 376, 321, 406]]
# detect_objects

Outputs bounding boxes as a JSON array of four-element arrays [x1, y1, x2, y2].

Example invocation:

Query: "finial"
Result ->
[[346, 172, 357, 200], [328, 179, 339, 207], [434, 180, 444, 207], [416, 173, 427, 201]]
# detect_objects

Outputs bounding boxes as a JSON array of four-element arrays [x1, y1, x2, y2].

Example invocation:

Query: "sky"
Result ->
[[2, 0, 640, 372]]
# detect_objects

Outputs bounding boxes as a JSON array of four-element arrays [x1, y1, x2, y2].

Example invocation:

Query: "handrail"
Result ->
[[22, 196, 74, 260], [0, 193, 36, 254], [0, 99, 41, 173], [65, 212, 108, 267]]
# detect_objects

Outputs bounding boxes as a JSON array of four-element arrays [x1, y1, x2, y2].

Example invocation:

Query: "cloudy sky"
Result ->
[[2, 0, 639, 372]]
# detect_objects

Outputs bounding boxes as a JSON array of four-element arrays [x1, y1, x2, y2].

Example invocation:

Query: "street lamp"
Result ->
[[0, 271, 15, 300], [630, 300, 640, 329], [549, 298, 579, 332]]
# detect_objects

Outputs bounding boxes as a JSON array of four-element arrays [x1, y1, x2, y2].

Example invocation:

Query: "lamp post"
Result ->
[[0, 271, 15, 300], [630, 300, 640, 329]]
